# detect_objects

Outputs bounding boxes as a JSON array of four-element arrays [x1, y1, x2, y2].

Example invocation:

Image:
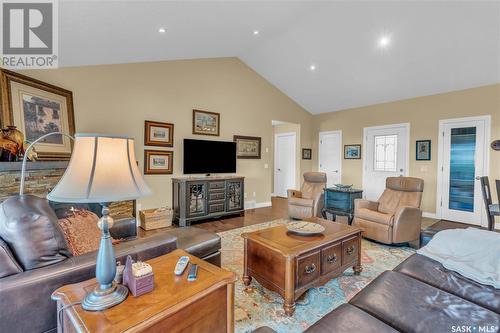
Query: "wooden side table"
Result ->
[[322, 187, 363, 225], [52, 249, 236, 333]]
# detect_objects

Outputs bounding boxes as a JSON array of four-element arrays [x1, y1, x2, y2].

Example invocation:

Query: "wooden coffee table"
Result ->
[[242, 217, 363, 316]]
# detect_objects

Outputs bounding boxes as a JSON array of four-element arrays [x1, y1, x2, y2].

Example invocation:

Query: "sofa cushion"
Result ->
[[288, 197, 314, 207], [165, 227, 221, 259], [394, 254, 500, 314], [0, 238, 22, 278], [356, 208, 394, 225], [305, 303, 398, 333], [58, 210, 102, 256], [0, 195, 71, 270], [349, 271, 500, 333]]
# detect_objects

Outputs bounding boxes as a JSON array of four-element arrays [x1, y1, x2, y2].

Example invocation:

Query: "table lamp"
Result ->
[[47, 133, 151, 311]]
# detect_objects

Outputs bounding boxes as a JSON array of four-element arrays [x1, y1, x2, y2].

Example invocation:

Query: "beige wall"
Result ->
[[25, 58, 314, 210], [313, 84, 500, 214]]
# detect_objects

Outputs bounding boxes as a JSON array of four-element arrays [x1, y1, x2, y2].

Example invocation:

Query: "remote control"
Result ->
[[187, 264, 198, 282], [174, 256, 190, 276]]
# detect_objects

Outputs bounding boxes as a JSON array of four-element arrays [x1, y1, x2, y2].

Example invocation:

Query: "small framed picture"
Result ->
[[344, 144, 361, 159], [192, 109, 220, 136], [416, 140, 431, 160], [302, 148, 312, 160], [144, 150, 173, 174], [234, 135, 261, 159], [144, 120, 174, 147]]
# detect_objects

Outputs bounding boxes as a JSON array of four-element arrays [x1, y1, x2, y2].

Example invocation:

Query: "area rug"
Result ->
[[217, 219, 415, 333]]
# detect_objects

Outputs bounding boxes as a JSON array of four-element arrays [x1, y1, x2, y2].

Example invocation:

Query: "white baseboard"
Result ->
[[244, 201, 272, 210], [422, 211, 438, 219]]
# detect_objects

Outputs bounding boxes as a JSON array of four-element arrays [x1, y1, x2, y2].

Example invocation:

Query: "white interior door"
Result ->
[[319, 131, 342, 187], [438, 117, 489, 226], [363, 123, 409, 201], [274, 132, 296, 197]]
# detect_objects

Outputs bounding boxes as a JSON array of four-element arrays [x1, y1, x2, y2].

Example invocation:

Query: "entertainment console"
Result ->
[[172, 176, 244, 226]]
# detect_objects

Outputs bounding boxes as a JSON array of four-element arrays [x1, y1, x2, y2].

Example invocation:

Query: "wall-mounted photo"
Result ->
[[302, 148, 312, 160], [416, 140, 431, 160], [144, 120, 174, 147], [0, 69, 75, 160], [192, 109, 220, 136], [344, 144, 361, 159], [144, 150, 173, 174], [233, 135, 261, 159]]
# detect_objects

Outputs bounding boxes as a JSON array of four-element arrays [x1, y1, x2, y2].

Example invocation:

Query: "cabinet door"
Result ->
[[226, 180, 243, 211], [187, 181, 208, 217]]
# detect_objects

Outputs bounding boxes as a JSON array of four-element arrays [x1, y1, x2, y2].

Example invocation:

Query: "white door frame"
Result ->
[[318, 130, 342, 183], [274, 132, 297, 197], [436, 115, 491, 226], [362, 123, 410, 198]]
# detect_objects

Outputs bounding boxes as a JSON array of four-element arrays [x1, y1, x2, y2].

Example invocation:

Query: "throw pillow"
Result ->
[[58, 210, 102, 256]]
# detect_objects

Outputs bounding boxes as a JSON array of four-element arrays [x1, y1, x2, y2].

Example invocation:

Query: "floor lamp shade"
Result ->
[[47, 134, 151, 203]]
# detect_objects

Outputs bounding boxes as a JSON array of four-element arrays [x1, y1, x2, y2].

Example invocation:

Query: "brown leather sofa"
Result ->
[[287, 172, 327, 219], [353, 177, 423, 247], [255, 253, 500, 333], [0, 195, 221, 333]]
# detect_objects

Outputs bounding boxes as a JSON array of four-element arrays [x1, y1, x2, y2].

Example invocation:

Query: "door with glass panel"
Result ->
[[439, 118, 488, 225], [363, 124, 409, 201]]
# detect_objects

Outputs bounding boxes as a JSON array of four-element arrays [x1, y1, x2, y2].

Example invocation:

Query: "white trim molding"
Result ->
[[422, 211, 437, 219], [244, 201, 272, 210]]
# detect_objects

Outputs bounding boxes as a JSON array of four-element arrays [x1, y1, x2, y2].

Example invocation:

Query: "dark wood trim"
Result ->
[[302, 148, 312, 160], [192, 109, 220, 136], [144, 149, 173, 174], [144, 120, 174, 147], [233, 135, 261, 159]]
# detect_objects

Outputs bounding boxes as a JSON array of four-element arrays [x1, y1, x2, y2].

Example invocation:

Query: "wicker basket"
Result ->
[[139, 207, 173, 230]]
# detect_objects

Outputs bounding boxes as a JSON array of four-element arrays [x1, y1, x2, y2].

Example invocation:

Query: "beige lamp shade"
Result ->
[[47, 134, 151, 203]]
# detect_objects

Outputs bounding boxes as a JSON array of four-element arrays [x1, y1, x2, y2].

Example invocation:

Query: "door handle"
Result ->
[[333, 170, 339, 173], [277, 169, 281, 171], [475, 176, 480, 180]]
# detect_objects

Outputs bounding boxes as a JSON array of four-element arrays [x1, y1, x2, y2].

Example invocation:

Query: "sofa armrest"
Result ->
[[0, 232, 176, 333], [110, 216, 137, 240], [354, 199, 379, 214], [287, 189, 302, 198], [392, 206, 422, 243]]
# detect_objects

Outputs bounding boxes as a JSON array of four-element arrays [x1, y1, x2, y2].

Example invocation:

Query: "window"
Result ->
[[374, 135, 397, 171]]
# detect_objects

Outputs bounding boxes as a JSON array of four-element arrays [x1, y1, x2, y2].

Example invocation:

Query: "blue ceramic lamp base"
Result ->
[[82, 283, 128, 311]]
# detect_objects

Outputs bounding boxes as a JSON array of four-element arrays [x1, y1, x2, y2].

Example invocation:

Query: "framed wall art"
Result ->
[[192, 109, 220, 136], [144, 120, 174, 147], [344, 144, 361, 159], [416, 140, 431, 160], [0, 69, 75, 160], [144, 150, 173, 175], [233, 135, 261, 159], [302, 148, 312, 160]]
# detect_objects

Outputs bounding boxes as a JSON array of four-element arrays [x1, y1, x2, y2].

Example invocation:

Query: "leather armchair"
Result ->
[[353, 177, 424, 247], [287, 172, 327, 219]]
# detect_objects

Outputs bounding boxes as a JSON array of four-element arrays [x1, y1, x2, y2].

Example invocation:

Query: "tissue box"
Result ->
[[122, 255, 154, 297]]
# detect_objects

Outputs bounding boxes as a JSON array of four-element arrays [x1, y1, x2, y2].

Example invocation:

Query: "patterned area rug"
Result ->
[[217, 219, 415, 333]]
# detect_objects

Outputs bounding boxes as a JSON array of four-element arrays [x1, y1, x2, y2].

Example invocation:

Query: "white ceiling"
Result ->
[[59, 1, 500, 114]]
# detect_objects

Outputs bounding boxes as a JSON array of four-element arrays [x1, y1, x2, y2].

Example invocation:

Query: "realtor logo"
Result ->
[[1, 0, 58, 68]]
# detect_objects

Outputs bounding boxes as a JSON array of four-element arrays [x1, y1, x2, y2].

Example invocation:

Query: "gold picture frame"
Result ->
[[233, 135, 261, 159], [144, 150, 173, 175], [0, 69, 75, 160], [192, 109, 220, 136], [144, 120, 174, 147]]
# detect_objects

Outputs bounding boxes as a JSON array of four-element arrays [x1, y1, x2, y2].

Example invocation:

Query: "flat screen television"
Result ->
[[183, 139, 237, 174]]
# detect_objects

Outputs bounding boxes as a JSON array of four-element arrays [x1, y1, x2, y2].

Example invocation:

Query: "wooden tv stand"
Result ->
[[172, 176, 244, 226]]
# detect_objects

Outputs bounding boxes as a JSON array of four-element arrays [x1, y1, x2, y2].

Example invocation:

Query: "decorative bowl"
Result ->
[[334, 184, 353, 190], [287, 221, 325, 236]]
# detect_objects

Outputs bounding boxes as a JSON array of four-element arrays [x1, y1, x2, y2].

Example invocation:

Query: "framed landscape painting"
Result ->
[[302, 148, 312, 160], [416, 140, 431, 160], [233, 135, 261, 159], [144, 150, 173, 174], [192, 109, 220, 136], [0, 69, 75, 160], [344, 144, 361, 159], [144, 120, 174, 147]]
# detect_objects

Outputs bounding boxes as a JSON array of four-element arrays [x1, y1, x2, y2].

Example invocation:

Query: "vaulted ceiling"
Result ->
[[60, 1, 500, 114]]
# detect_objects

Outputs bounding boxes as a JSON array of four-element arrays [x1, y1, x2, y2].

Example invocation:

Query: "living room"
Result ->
[[0, 1, 498, 333]]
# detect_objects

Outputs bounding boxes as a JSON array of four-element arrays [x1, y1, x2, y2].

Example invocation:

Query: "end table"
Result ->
[[322, 187, 363, 225]]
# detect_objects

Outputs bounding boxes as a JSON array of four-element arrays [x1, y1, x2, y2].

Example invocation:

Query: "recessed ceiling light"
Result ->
[[378, 35, 391, 48], [309, 64, 316, 71], [158, 27, 166, 33], [253, 30, 259, 35]]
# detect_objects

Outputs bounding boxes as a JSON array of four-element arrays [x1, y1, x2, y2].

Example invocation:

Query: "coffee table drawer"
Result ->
[[297, 251, 320, 288], [321, 243, 341, 274], [342, 236, 359, 265]]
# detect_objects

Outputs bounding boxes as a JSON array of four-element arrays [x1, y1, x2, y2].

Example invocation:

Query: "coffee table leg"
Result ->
[[243, 239, 252, 289], [284, 298, 295, 316], [242, 275, 252, 287], [353, 264, 363, 275]]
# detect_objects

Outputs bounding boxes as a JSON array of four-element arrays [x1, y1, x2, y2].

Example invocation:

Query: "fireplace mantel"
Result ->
[[0, 161, 68, 172]]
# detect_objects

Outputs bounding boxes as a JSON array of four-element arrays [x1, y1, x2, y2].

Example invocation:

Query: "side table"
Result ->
[[52, 249, 236, 333], [322, 187, 363, 225]]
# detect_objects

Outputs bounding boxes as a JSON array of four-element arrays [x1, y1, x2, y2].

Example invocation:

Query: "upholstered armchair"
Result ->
[[353, 177, 424, 248], [287, 172, 327, 219]]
